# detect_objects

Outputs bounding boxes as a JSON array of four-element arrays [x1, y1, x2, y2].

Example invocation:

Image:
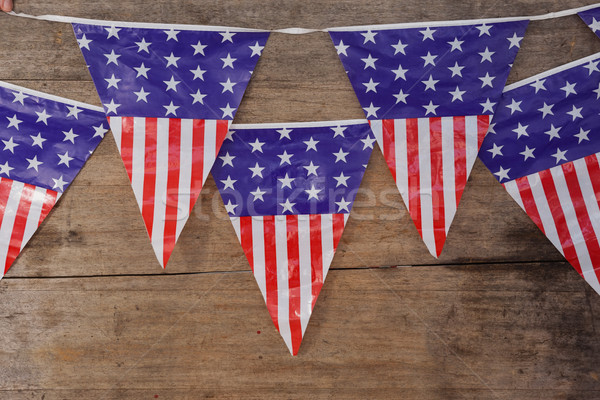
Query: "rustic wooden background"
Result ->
[[1, 1, 600, 399]]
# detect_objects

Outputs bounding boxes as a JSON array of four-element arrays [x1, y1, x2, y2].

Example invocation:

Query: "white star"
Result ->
[[304, 136, 319, 152], [190, 66, 207, 81], [361, 30, 377, 44], [420, 27, 436, 41], [163, 76, 180, 92], [224, 200, 238, 214], [447, 62, 465, 77], [35, 109, 51, 125], [530, 79, 547, 93], [448, 37, 464, 51], [538, 102, 554, 118], [505, 98, 522, 114], [507, 32, 523, 48], [278, 173, 294, 189], [190, 89, 207, 105], [280, 198, 296, 213], [220, 78, 237, 93], [335, 197, 351, 212], [391, 39, 408, 55], [12, 91, 28, 105], [217, 29, 236, 43], [519, 145, 535, 161], [2, 137, 18, 153], [52, 176, 67, 191], [480, 98, 496, 113], [333, 148, 349, 163], [545, 124, 561, 141], [363, 103, 380, 118], [391, 64, 408, 81], [566, 105, 583, 121], [361, 54, 378, 70], [594, 83, 600, 99], [249, 41, 265, 57], [449, 86, 466, 102], [134, 87, 150, 103], [423, 101, 439, 116], [105, 74, 121, 89], [478, 47, 494, 63], [584, 60, 600, 75], [30, 133, 46, 148], [363, 78, 379, 93], [393, 89, 409, 104], [57, 151, 74, 167], [476, 23, 492, 36], [249, 138, 265, 153], [248, 162, 265, 178], [305, 185, 321, 200], [0, 160, 12, 176], [574, 127, 591, 143], [62, 128, 78, 143], [277, 150, 293, 165], [77, 34, 92, 50], [421, 52, 437, 67], [512, 123, 529, 139], [221, 53, 237, 69], [104, 50, 120, 65], [104, 99, 120, 115], [361, 135, 376, 150], [105, 25, 121, 39], [6, 114, 22, 130], [334, 172, 350, 187], [561, 81, 577, 97], [590, 18, 600, 32], [221, 175, 237, 190], [164, 52, 181, 68], [487, 143, 503, 158], [250, 187, 267, 202], [163, 101, 179, 116], [26, 155, 43, 172], [220, 104, 236, 119], [479, 72, 495, 88], [487, 123, 496, 134], [66, 105, 83, 120], [331, 126, 346, 138], [277, 128, 292, 140], [219, 152, 236, 167], [422, 75, 439, 91], [93, 124, 108, 139], [191, 40, 207, 55], [303, 161, 319, 176], [335, 40, 350, 56], [552, 148, 568, 164], [224, 130, 235, 142], [494, 166, 510, 182], [134, 63, 150, 78], [135, 38, 151, 53], [164, 28, 180, 41]]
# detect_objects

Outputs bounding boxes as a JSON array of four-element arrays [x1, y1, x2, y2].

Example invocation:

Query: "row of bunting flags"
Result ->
[[1, 4, 600, 355]]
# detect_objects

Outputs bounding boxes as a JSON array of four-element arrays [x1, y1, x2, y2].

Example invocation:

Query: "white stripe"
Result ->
[[573, 158, 600, 245], [109, 117, 122, 153], [417, 118, 436, 257], [550, 167, 600, 292], [321, 214, 335, 277], [203, 120, 217, 183], [131, 117, 146, 213], [251, 216, 267, 300], [370, 120, 383, 152], [150, 118, 170, 267], [394, 119, 409, 208], [230, 217, 241, 242], [231, 119, 368, 130], [441, 117, 456, 234], [20, 187, 48, 251], [0, 181, 23, 272], [503, 180, 525, 210], [274, 215, 292, 354], [176, 119, 194, 241], [526, 173, 564, 254], [465, 115, 479, 176], [297, 215, 312, 335], [343, 213, 350, 225]]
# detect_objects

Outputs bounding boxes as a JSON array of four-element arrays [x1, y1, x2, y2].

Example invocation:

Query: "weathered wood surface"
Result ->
[[0, 0, 599, 398]]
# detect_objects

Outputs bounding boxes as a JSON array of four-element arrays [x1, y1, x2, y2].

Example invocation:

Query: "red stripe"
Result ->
[[5, 183, 34, 273], [562, 162, 600, 275], [381, 119, 397, 182], [0, 179, 14, 229], [142, 118, 157, 238], [163, 119, 181, 267], [286, 215, 302, 356], [263, 216, 278, 331], [406, 118, 421, 235], [190, 119, 205, 214], [120, 117, 134, 182], [515, 176, 544, 233], [476, 115, 490, 149], [39, 190, 58, 226], [453, 116, 467, 205], [585, 155, 600, 202], [539, 169, 583, 275], [429, 117, 445, 257], [309, 214, 323, 310], [215, 120, 229, 154], [240, 216, 254, 272], [332, 213, 345, 250]]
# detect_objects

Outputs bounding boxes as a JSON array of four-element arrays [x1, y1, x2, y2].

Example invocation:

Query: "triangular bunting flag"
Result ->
[[212, 120, 374, 355], [329, 18, 529, 257], [72, 19, 270, 267], [579, 6, 600, 38], [479, 52, 600, 295], [0, 80, 107, 275]]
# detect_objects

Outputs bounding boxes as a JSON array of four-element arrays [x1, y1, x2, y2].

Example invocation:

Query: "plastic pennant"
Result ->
[[212, 120, 375, 355]]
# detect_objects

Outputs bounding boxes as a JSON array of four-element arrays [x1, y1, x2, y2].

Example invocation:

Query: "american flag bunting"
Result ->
[[579, 5, 600, 38]]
